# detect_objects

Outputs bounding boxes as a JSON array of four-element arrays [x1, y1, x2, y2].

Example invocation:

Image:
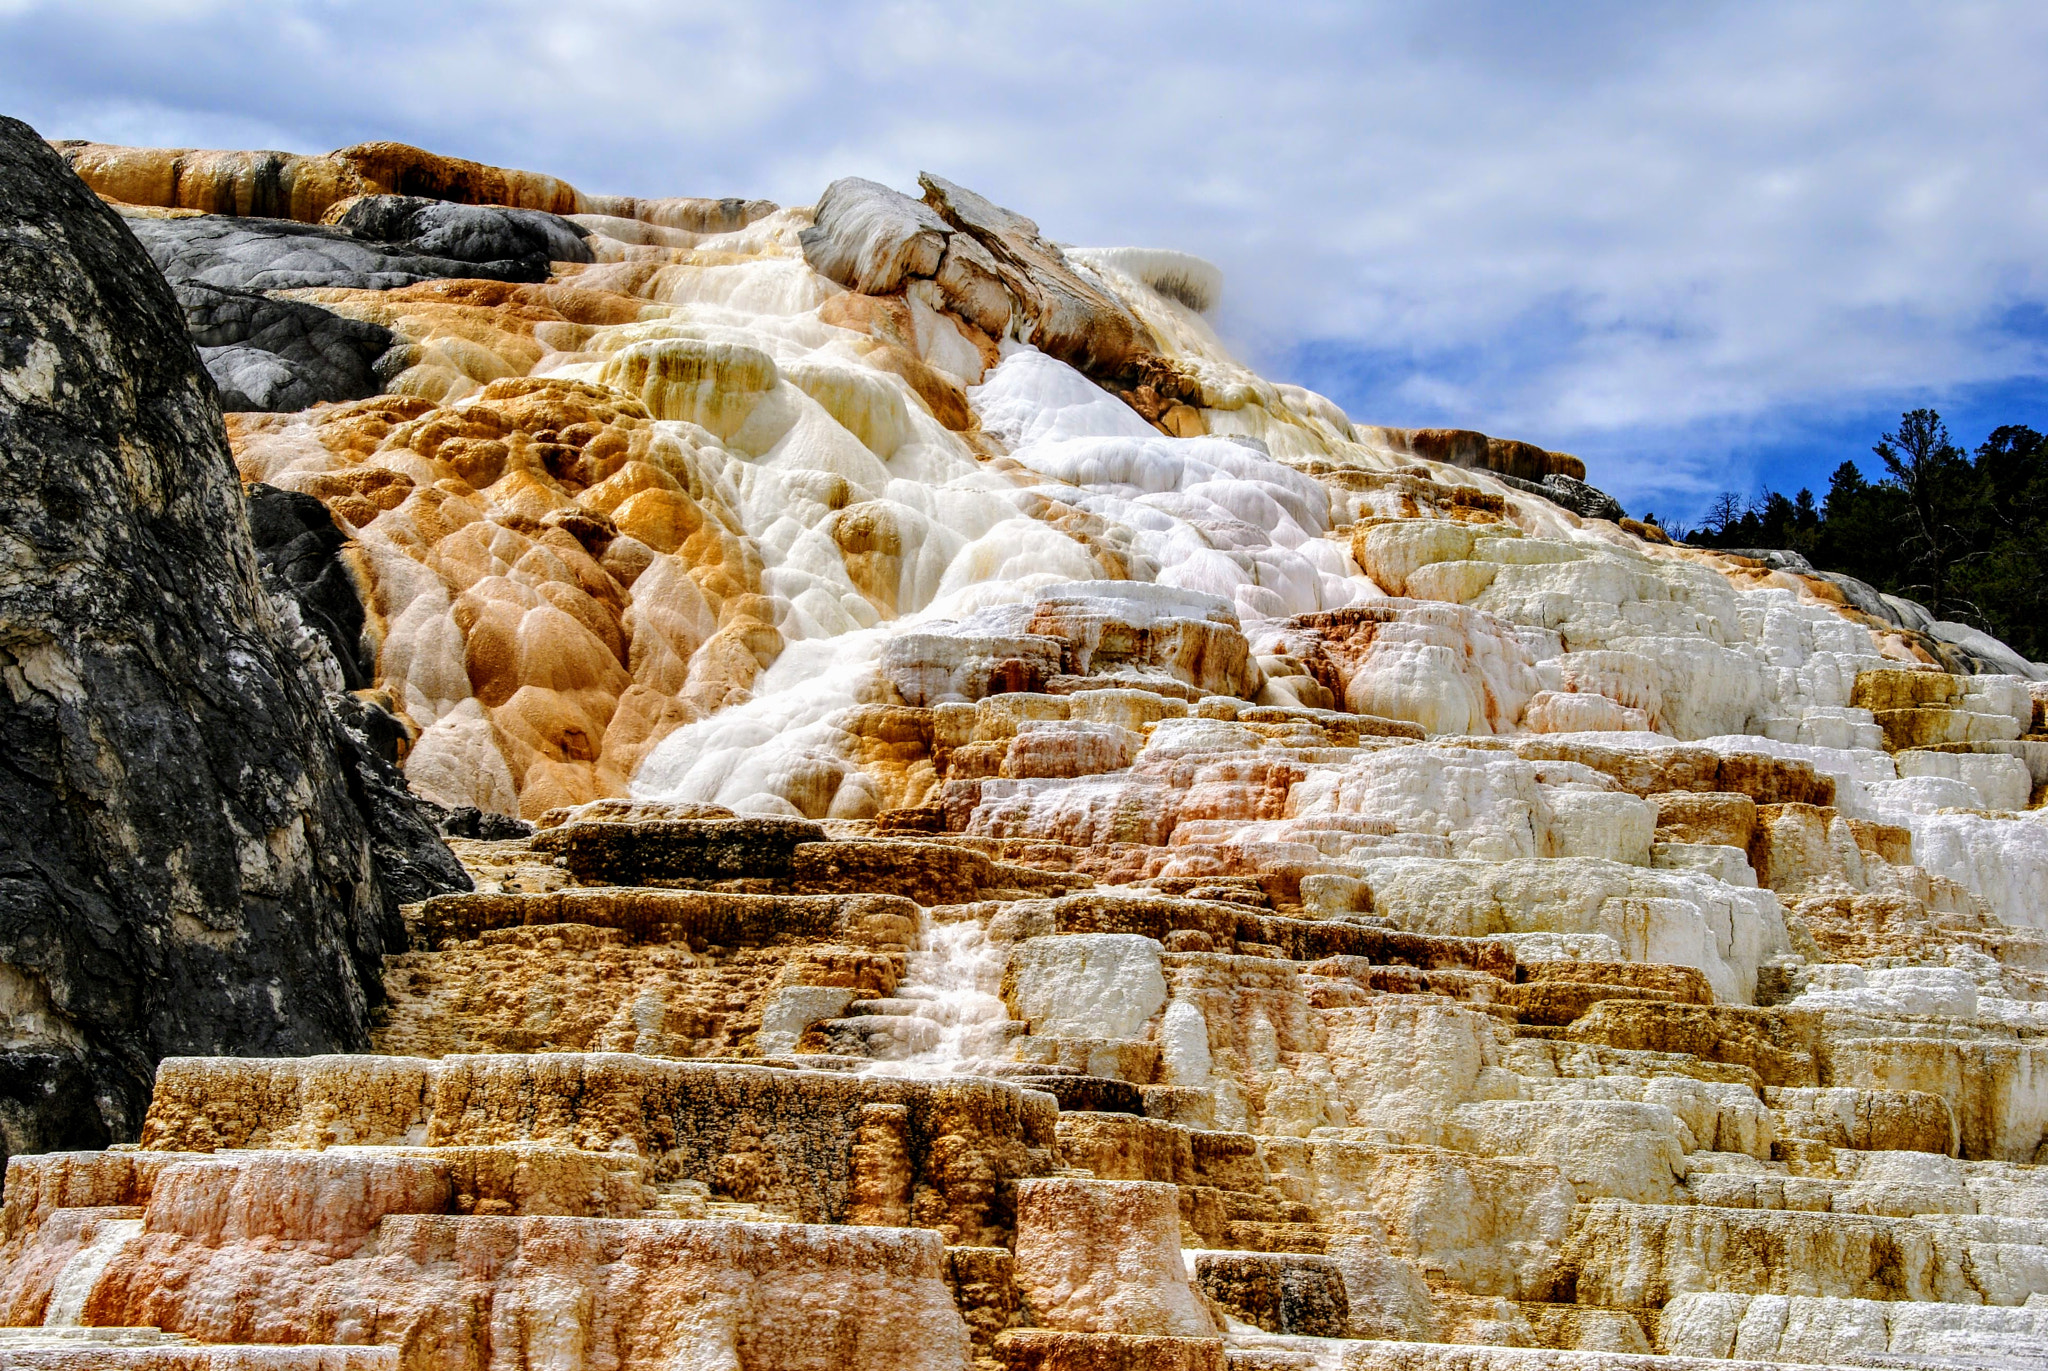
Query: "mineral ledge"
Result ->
[[6, 135, 2048, 1371]]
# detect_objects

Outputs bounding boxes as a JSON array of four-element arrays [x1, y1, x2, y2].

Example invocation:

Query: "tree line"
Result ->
[[1651, 410, 2048, 661]]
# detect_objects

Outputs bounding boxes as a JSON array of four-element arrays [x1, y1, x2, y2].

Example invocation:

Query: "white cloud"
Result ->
[[4, 0, 2046, 513]]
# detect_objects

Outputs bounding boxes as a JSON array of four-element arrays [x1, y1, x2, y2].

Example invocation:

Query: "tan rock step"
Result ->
[[532, 819, 1087, 904], [4, 1215, 967, 1369], [1013, 1035, 1162, 1084], [2, 1146, 654, 1263], [646, 1181, 707, 1218], [1503, 1037, 1766, 1091], [0, 1329, 195, 1348], [1554, 999, 2048, 1159], [410, 885, 920, 950], [1866, 703, 2028, 752], [1818, 1029, 2048, 1162], [1763, 1085, 1958, 1157], [1220, 1336, 1870, 1370], [1008, 892, 1517, 970], [1910, 737, 2048, 800], [1661, 1291, 2048, 1365], [1562, 1198, 2048, 1307], [699, 1198, 801, 1223], [377, 933, 823, 1060], [1509, 735, 1838, 805], [1222, 1221, 1328, 1254], [1685, 1145, 2048, 1217], [381, 919, 923, 1060], [130, 1054, 1057, 1243], [0, 1340, 394, 1370], [1541, 1001, 1820, 1087], [1013, 1178, 1222, 1340], [994, 1330, 1225, 1370]]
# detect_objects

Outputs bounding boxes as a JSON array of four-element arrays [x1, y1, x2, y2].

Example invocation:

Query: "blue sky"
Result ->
[[4, 0, 2045, 524]]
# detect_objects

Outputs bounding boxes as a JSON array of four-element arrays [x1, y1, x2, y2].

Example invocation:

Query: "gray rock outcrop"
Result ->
[[0, 117, 459, 1163], [176, 279, 400, 412], [1535, 472, 1626, 523], [124, 197, 592, 412], [244, 482, 377, 689], [1493, 470, 1627, 522], [332, 194, 594, 276], [124, 210, 549, 292]]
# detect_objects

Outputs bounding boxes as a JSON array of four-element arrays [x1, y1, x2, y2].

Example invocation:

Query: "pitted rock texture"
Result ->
[[0, 118, 459, 1159], [11, 128, 2048, 1369], [126, 212, 554, 293], [332, 196, 595, 277], [174, 281, 399, 413]]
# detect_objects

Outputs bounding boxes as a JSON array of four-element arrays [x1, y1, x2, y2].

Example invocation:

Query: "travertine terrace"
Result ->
[[6, 136, 2048, 1369]]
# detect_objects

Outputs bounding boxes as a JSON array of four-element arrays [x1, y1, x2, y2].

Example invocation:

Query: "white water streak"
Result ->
[[43, 1217, 141, 1326], [861, 913, 1015, 1076]]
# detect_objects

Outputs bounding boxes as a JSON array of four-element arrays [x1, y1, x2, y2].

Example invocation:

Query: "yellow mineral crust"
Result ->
[[231, 374, 781, 816]]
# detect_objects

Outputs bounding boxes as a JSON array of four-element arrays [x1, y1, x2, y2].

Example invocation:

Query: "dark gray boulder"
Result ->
[[239, 483, 474, 902], [0, 1049, 108, 1158], [176, 280, 401, 412], [244, 482, 376, 689], [334, 194, 592, 276], [1715, 547, 1818, 574], [1537, 473, 1625, 523], [123, 210, 548, 292], [431, 805, 537, 842], [1194, 1251, 1351, 1337], [1498, 470, 1626, 523], [126, 198, 590, 412], [0, 117, 461, 1163], [326, 692, 476, 908]]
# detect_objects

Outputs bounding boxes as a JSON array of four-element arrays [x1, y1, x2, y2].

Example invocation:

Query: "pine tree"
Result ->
[[1871, 409, 1977, 619]]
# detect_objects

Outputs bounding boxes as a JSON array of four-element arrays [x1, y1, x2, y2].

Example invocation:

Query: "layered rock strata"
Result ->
[[6, 128, 2048, 1368]]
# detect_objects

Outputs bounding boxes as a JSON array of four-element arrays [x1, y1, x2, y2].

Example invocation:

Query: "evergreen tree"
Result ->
[[1965, 425, 2048, 658], [1687, 411, 2047, 662], [1870, 409, 1977, 619]]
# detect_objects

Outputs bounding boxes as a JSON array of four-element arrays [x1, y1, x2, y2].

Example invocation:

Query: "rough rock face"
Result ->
[[11, 128, 2048, 1368], [175, 281, 398, 413], [332, 195, 594, 277], [0, 118, 459, 1164], [126, 213, 553, 292], [126, 197, 606, 414], [244, 483, 375, 687]]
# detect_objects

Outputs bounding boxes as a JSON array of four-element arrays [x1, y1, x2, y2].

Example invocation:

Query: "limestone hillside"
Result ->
[[3, 126, 2048, 1369]]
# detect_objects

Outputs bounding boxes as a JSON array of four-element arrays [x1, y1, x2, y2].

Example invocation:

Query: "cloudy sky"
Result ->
[[5, 0, 2044, 523]]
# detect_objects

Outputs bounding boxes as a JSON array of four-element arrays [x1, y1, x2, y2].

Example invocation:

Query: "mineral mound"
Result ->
[[3, 126, 2047, 1369]]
